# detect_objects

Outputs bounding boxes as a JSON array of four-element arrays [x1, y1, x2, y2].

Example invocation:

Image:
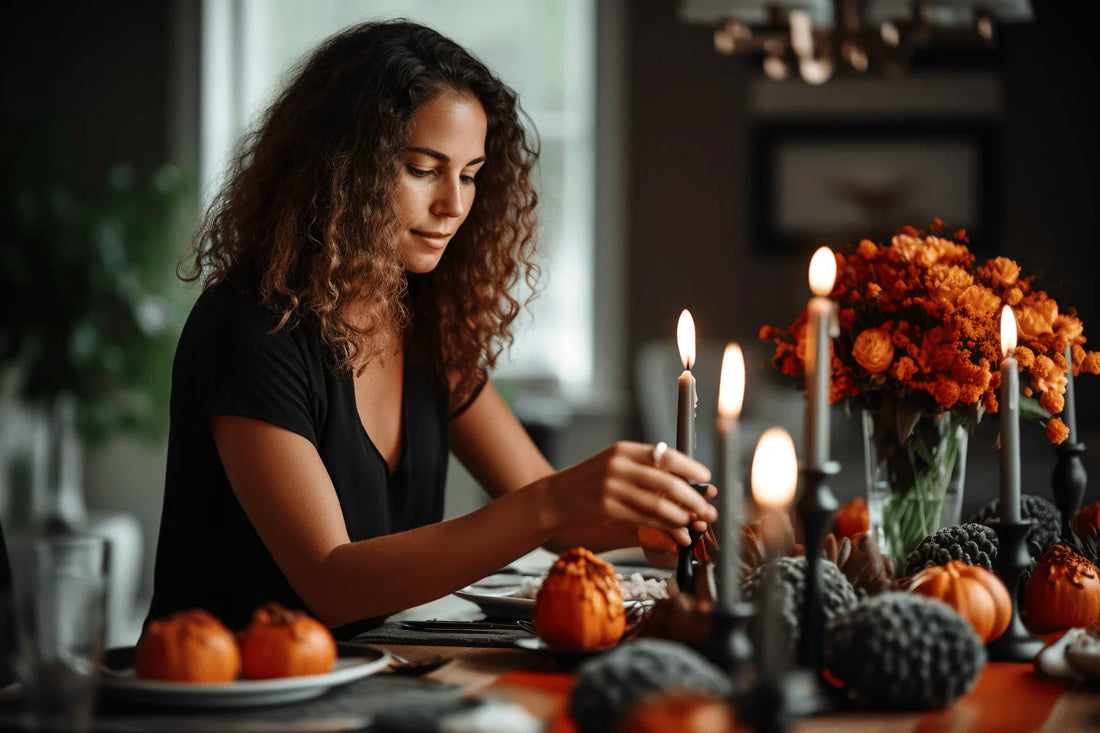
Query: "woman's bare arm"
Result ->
[[449, 382, 714, 555], [212, 408, 714, 627]]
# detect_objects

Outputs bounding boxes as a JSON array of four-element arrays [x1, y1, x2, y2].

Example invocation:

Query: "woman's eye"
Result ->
[[460, 174, 477, 185], [405, 164, 432, 178]]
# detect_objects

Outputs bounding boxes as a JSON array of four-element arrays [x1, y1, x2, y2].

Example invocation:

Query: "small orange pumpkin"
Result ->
[[238, 603, 338, 679], [534, 547, 626, 651], [905, 560, 1012, 643], [1071, 501, 1100, 540], [134, 608, 242, 682], [1024, 544, 1100, 634], [833, 497, 870, 539]]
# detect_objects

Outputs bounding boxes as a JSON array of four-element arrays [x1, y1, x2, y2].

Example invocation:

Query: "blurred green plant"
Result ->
[[1, 129, 197, 446]]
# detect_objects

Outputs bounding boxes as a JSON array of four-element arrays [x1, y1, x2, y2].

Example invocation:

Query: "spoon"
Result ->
[[387, 652, 454, 675]]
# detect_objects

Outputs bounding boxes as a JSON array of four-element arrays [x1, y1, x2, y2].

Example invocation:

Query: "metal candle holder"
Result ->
[[1052, 441, 1087, 539], [795, 462, 839, 673], [987, 519, 1045, 661]]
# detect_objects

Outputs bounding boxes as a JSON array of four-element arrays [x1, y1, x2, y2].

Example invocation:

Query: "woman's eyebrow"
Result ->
[[405, 146, 486, 167]]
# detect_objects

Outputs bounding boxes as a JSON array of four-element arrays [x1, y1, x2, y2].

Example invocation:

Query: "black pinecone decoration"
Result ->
[[901, 523, 997, 577], [967, 494, 1062, 560], [569, 638, 731, 733], [742, 556, 858, 657], [824, 593, 986, 709]]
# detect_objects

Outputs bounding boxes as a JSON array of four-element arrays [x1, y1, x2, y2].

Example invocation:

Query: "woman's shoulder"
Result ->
[[182, 270, 317, 352]]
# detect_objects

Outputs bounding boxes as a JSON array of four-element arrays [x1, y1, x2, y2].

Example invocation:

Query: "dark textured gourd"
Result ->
[[824, 593, 986, 709], [568, 638, 731, 733], [741, 556, 858, 657], [968, 495, 1062, 561], [901, 523, 997, 577]]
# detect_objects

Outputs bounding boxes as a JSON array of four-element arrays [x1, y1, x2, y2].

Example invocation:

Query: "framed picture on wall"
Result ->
[[750, 122, 999, 256]]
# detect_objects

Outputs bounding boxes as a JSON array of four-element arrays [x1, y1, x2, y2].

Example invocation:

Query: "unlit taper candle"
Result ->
[[999, 306, 1022, 524], [1065, 344, 1078, 444], [716, 343, 745, 609]]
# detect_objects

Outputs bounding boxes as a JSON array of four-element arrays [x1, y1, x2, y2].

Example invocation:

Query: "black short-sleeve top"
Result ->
[[147, 275, 460, 638]]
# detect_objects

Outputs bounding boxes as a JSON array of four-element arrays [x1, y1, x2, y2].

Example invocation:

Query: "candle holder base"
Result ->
[[1052, 441, 1087, 540], [795, 464, 839, 673], [987, 519, 1044, 662], [739, 667, 836, 733], [676, 482, 712, 593], [706, 603, 755, 688]]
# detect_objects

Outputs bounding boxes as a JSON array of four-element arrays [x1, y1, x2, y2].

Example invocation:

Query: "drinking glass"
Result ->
[[11, 533, 108, 732]]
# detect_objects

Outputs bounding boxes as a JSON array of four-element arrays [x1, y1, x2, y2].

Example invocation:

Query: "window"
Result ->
[[200, 0, 597, 388]]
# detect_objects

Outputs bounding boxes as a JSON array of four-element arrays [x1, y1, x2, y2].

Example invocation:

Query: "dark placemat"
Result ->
[[350, 622, 531, 648], [0, 676, 468, 733]]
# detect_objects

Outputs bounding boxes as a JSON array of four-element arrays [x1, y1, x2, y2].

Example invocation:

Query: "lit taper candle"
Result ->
[[676, 310, 698, 459], [999, 306, 1022, 524], [750, 427, 799, 681], [716, 343, 746, 609], [805, 246, 837, 471]]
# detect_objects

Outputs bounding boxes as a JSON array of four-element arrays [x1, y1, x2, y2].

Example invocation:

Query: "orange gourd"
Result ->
[[134, 608, 242, 682], [1072, 501, 1100, 540], [833, 497, 870, 539], [238, 603, 338, 679], [534, 547, 626, 651], [905, 560, 1012, 643], [1024, 544, 1100, 634]]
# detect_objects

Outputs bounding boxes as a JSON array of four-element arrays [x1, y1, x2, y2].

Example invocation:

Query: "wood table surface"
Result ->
[[392, 642, 1100, 733]]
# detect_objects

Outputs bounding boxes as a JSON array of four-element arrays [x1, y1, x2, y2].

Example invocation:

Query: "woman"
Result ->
[[147, 19, 715, 638]]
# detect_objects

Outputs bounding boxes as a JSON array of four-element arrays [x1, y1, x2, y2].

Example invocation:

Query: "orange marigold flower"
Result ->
[[1039, 387, 1065, 416], [959, 384, 984, 404], [891, 356, 919, 382], [759, 325, 775, 341], [1080, 351, 1100, 374], [1004, 287, 1023, 306], [897, 225, 920, 237], [956, 284, 1001, 318], [1016, 299, 1058, 340], [866, 282, 882, 299], [1047, 418, 1069, 445], [852, 328, 894, 374], [1013, 345, 1036, 369], [932, 377, 961, 409], [954, 229, 969, 243], [980, 256, 1021, 287], [1053, 314, 1084, 343], [857, 239, 878, 258]]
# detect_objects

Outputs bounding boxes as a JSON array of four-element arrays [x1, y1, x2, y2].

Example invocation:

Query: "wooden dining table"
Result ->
[[1, 570, 1096, 732]]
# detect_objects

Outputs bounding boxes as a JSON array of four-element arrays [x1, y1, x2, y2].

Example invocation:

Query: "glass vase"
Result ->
[[862, 408, 968, 559]]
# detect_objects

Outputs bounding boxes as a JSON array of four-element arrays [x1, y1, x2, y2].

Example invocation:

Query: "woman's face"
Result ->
[[393, 88, 487, 273]]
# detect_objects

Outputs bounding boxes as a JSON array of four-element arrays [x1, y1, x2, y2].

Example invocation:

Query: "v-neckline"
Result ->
[[352, 360, 407, 481]]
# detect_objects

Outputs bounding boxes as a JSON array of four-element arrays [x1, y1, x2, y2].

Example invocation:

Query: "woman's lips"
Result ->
[[412, 230, 452, 248]]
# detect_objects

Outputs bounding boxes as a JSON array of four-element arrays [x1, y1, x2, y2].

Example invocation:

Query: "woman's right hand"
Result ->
[[541, 441, 716, 537]]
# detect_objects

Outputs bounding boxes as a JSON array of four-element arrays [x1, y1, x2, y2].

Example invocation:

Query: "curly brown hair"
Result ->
[[183, 20, 540, 408]]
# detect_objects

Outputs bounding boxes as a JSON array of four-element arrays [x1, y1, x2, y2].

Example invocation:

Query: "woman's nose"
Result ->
[[431, 178, 466, 218]]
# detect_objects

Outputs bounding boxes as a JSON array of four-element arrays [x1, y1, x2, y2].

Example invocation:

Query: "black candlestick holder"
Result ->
[[1052, 441, 1087, 540], [987, 519, 1044, 662], [676, 481, 712, 593], [707, 602, 755, 688], [796, 462, 839, 674]]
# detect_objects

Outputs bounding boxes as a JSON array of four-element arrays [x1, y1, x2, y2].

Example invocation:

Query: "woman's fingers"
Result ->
[[645, 442, 710, 484]]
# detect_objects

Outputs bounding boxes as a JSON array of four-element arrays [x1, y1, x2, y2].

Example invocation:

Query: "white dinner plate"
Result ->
[[454, 583, 537, 618], [454, 573, 665, 619], [98, 643, 390, 708]]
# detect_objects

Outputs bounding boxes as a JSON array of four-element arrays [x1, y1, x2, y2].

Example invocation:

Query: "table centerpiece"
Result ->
[[760, 219, 1100, 558]]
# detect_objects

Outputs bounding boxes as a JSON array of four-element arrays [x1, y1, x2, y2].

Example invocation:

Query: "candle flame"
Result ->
[[1000, 305, 1017, 357], [677, 310, 696, 369], [808, 246, 837, 296], [750, 427, 798, 508], [718, 343, 745, 418]]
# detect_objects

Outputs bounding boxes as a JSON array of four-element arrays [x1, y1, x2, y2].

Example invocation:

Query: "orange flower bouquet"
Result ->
[[760, 219, 1100, 556]]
